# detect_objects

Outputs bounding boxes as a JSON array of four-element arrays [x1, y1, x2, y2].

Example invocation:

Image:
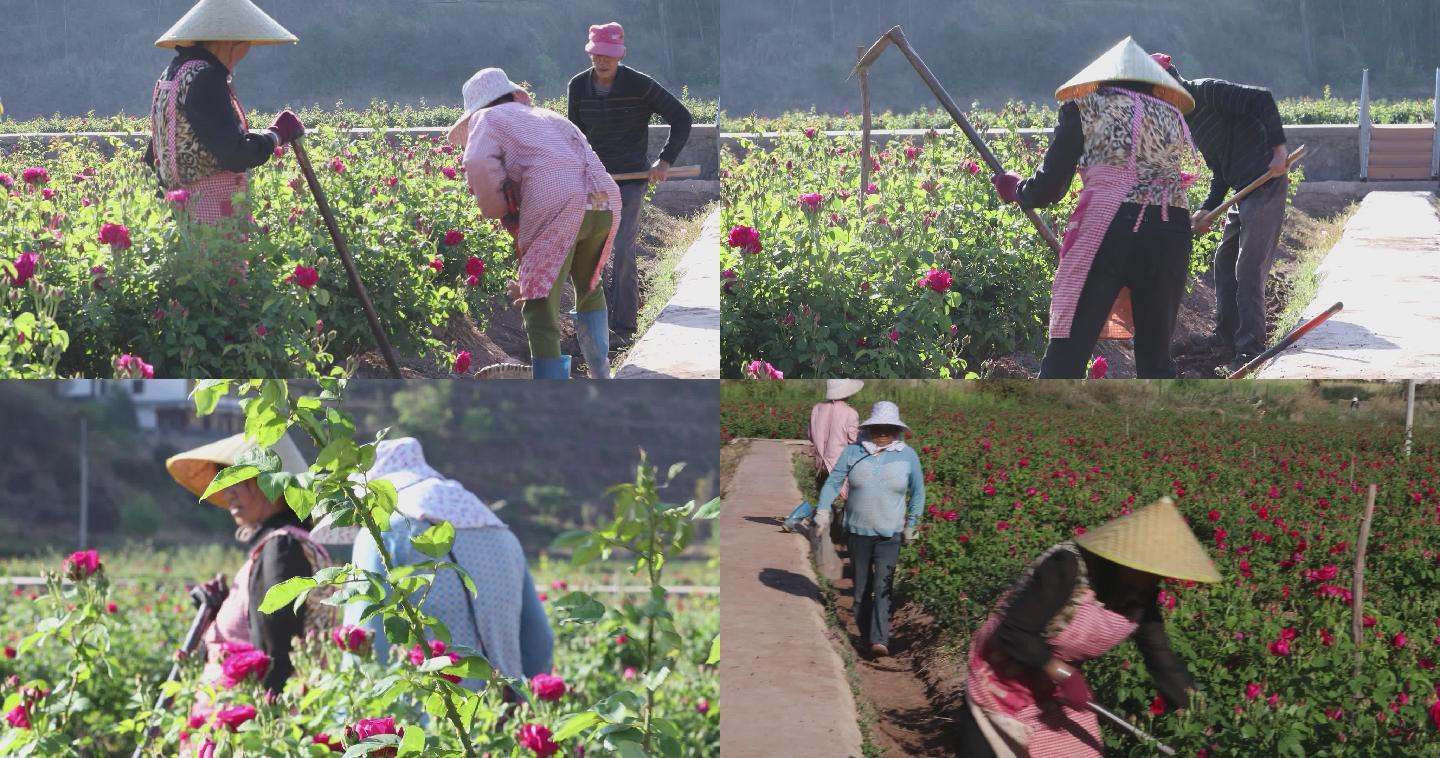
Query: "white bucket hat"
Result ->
[[311, 437, 505, 544], [447, 67, 526, 146], [825, 379, 864, 401], [166, 432, 307, 508], [155, 0, 298, 49], [858, 401, 908, 431]]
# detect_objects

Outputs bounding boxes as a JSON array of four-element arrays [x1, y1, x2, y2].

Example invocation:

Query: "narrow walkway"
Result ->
[[720, 439, 864, 758], [617, 210, 720, 379], [1260, 191, 1440, 379]]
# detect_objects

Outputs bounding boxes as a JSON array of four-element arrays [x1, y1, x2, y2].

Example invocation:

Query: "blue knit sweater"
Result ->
[[815, 443, 925, 537]]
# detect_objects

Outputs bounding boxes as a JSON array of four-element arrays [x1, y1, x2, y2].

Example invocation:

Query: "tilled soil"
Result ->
[[986, 194, 1354, 380], [829, 536, 970, 756]]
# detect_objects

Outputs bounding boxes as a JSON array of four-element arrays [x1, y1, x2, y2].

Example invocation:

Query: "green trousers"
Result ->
[[522, 210, 612, 359]]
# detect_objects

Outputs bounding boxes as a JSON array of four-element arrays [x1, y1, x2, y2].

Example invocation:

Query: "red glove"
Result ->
[[268, 110, 305, 145], [1053, 665, 1093, 708], [991, 171, 1022, 204], [193, 575, 229, 610]]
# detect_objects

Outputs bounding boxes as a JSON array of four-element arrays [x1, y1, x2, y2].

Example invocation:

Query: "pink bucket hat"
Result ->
[[586, 22, 625, 58]]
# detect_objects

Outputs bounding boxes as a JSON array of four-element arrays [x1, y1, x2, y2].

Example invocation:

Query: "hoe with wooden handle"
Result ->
[[850, 25, 1062, 255], [1195, 145, 1309, 230], [609, 164, 704, 182]]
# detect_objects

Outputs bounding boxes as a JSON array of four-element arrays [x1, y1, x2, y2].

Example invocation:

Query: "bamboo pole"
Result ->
[[1350, 484, 1377, 679]]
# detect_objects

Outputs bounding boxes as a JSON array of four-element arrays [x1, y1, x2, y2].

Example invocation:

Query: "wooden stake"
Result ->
[[1350, 484, 1377, 678], [857, 45, 872, 219]]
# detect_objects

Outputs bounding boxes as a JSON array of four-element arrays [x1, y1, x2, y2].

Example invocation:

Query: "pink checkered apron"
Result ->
[[151, 59, 250, 225], [965, 544, 1141, 757], [1050, 90, 1191, 341]]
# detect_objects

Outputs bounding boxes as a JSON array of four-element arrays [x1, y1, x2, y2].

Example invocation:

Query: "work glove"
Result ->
[[991, 171, 1022, 204], [193, 574, 229, 610], [268, 110, 305, 145], [1052, 664, 1093, 708], [813, 509, 832, 534], [903, 526, 918, 543]]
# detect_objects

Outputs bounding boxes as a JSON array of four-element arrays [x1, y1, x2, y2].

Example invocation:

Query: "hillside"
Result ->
[[0, 381, 718, 555], [0, 0, 718, 120]]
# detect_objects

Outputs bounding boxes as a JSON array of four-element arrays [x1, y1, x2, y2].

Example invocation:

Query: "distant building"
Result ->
[[56, 380, 244, 436]]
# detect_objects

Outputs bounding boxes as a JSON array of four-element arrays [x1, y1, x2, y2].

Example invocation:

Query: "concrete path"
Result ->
[[1260, 191, 1440, 379], [720, 439, 864, 758], [616, 210, 720, 379]]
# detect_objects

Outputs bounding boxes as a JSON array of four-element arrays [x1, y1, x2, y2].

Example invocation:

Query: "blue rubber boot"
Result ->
[[571, 309, 612, 379], [531, 355, 571, 379]]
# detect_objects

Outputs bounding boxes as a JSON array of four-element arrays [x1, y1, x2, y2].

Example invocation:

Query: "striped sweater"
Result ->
[[1181, 78, 1287, 210], [567, 65, 692, 183]]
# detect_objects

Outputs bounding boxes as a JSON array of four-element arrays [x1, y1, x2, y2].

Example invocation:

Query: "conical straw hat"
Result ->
[[1074, 497, 1220, 582], [156, 0, 297, 49], [166, 432, 307, 508], [1055, 37, 1194, 115]]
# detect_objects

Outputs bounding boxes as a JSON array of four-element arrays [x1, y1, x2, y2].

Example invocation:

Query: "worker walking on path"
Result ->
[[567, 22, 693, 350], [814, 401, 925, 658]]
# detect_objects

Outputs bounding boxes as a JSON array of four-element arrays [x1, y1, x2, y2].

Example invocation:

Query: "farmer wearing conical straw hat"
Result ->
[[449, 68, 622, 380], [958, 497, 1220, 757], [991, 38, 1197, 379], [165, 433, 331, 711], [145, 0, 305, 224]]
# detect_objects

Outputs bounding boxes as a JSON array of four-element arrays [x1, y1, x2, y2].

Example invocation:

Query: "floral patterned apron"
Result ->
[[151, 59, 251, 224], [1051, 90, 1191, 342]]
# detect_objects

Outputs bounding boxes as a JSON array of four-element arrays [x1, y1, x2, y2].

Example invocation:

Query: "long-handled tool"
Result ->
[[1195, 145, 1309, 230], [131, 577, 224, 758], [1227, 301, 1343, 379], [608, 164, 703, 182], [291, 138, 403, 378], [1088, 701, 1176, 756], [850, 26, 1062, 255]]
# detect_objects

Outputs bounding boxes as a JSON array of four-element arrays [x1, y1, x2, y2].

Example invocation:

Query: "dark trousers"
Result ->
[[848, 532, 902, 647], [1214, 177, 1288, 356], [1040, 204, 1192, 379], [604, 181, 650, 335]]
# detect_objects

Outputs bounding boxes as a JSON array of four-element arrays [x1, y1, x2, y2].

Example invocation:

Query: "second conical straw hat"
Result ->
[[1073, 497, 1220, 582], [1055, 37, 1194, 115], [156, 0, 298, 49]]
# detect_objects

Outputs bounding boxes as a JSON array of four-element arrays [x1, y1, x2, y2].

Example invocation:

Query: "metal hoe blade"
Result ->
[[1088, 701, 1176, 756]]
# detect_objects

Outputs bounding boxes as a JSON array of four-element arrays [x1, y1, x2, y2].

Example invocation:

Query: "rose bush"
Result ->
[[720, 110, 1302, 378], [724, 389, 1440, 755], [0, 381, 719, 756], [1, 122, 520, 378]]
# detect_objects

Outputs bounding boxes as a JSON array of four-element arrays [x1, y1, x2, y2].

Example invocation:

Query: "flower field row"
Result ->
[[719, 109, 1302, 379], [2, 125, 516, 378], [722, 390, 1440, 755]]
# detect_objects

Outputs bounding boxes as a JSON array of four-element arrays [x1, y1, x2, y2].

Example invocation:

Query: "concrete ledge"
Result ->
[[1259, 191, 1440, 379], [0, 124, 723, 181], [616, 210, 719, 379], [720, 123, 1406, 182]]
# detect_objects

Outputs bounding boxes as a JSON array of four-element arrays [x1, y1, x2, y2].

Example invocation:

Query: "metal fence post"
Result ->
[[1358, 69, 1371, 181]]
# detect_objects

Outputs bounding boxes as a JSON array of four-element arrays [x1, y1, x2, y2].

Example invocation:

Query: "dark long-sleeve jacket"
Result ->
[[566, 65, 692, 183], [996, 547, 1194, 709], [245, 510, 313, 693], [1182, 78, 1287, 210], [1015, 100, 1086, 210], [144, 46, 277, 188]]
